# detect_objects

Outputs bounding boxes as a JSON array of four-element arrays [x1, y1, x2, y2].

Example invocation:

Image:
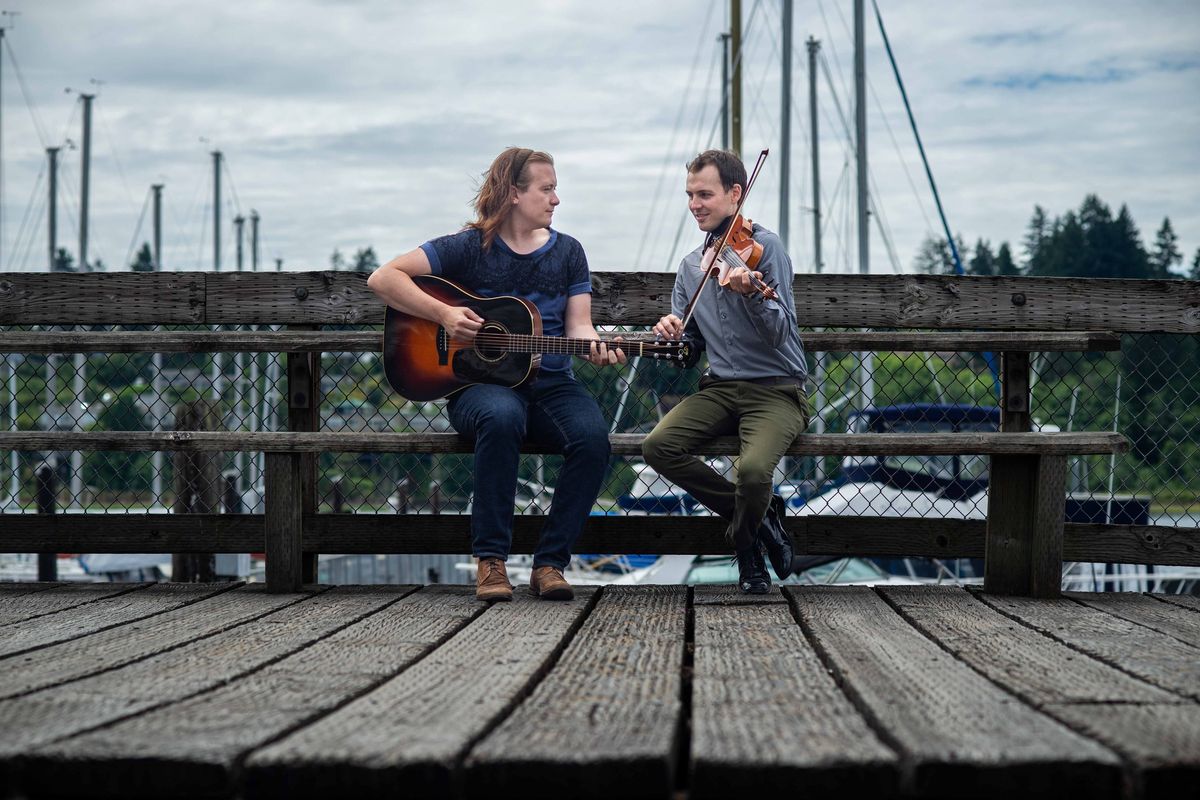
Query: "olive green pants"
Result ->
[[642, 381, 810, 550]]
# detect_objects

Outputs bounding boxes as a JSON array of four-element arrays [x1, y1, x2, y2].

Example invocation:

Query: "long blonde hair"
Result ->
[[469, 147, 554, 251]]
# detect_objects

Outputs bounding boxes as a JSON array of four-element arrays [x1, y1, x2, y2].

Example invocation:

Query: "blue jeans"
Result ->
[[447, 372, 610, 570]]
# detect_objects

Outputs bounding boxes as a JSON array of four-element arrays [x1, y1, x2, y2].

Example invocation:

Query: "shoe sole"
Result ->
[[476, 590, 513, 602]]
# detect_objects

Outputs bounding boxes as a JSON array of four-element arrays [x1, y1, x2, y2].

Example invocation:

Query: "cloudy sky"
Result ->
[[1, 0, 1197, 276]]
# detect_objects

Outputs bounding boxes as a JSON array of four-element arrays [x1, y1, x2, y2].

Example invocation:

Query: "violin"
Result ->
[[701, 213, 779, 302], [679, 149, 778, 329]]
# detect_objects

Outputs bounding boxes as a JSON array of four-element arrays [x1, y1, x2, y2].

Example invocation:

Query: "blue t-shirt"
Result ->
[[420, 227, 591, 373]]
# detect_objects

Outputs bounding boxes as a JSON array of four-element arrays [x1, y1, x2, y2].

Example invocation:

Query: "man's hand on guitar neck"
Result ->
[[440, 304, 485, 343], [586, 338, 627, 367]]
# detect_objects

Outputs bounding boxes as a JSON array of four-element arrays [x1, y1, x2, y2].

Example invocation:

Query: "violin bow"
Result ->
[[679, 148, 770, 332]]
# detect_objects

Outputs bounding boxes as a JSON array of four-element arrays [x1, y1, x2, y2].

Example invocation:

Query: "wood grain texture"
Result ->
[[21, 586, 480, 800], [0, 329, 1120, 353], [879, 586, 1176, 707], [5, 515, 1195, 567], [0, 582, 144, 626], [241, 589, 597, 800], [1153, 593, 1200, 614], [787, 586, 1121, 798], [985, 454, 1039, 595], [691, 584, 788, 605], [883, 586, 1200, 796], [0, 273, 204, 324], [0, 430, 1130, 455], [1031, 454, 1067, 598], [0, 586, 377, 761], [465, 586, 686, 800], [1069, 592, 1200, 649], [264, 453, 303, 592], [978, 592, 1200, 702], [0, 582, 232, 659], [0, 585, 308, 701], [688, 601, 897, 799]]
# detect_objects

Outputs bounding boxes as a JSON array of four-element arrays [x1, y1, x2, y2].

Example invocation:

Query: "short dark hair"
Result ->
[[686, 149, 747, 193]]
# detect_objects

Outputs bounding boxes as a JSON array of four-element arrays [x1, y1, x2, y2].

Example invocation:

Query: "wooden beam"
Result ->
[[3, 515, 1197, 565], [264, 453, 303, 592], [0, 430, 1130, 456], [0, 273, 204, 324], [0, 330, 1121, 354], [985, 454, 1068, 597]]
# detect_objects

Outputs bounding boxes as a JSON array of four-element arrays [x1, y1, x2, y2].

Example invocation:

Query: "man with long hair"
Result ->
[[643, 149, 809, 594], [369, 147, 625, 602]]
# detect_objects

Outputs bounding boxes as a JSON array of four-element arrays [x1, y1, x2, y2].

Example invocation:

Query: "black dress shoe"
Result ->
[[735, 545, 771, 594], [757, 493, 794, 580]]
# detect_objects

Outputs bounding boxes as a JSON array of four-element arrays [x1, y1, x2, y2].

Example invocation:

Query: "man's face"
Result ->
[[510, 162, 560, 229], [686, 164, 741, 233]]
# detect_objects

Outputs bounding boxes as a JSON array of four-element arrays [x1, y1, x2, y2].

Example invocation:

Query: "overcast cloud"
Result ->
[[1, 0, 1197, 276]]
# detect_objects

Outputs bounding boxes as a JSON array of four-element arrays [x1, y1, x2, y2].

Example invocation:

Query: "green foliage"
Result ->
[[352, 247, 379, 273], [52, 247, 75, 272], [131, 243, 154, 272], [1149, 218, 1183, 278]]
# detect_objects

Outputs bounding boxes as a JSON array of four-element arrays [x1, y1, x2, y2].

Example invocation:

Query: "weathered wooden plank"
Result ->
[[0, 582, 235, 659], [0, 586, 395, 766], [5, 515, 1196, 567], [688, 601, 898, 799], [883, 586, 1200, 797], [978, 592, 1200, 702], [0, 582, 145, 626], [0, 273, 205, 325], [5, 271, 1197, 331], [264, 453, 303, 592], [879, 586, 1178, 707], [1069, 592, 1200, 649], [0, 329, 1122, 353], [692, 584, 788, 605], [1034, 704, 1200, 798], [0, 585, 310, 701], [465, 586, 686, 799], [790, 274, 1200, 333], [20, 586, 481, 800], [1153, 593, 1200, 614], [0, 582, 58, 596], [242, 589, 598, 800], [786, 586, 1121, 798], [0, 430, 1131, 455], [204, 271, 379, 325]]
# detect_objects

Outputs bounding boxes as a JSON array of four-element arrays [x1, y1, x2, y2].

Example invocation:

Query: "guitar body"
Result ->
[[383, 275, 542, 401]]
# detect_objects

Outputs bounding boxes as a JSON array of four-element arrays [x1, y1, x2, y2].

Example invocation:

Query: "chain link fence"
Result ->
[[3, 328, 1197, 582]]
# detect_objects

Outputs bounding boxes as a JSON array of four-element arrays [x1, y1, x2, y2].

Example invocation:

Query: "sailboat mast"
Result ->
[[730, 0, 742, 159], [854, 0, 875, 418], [779, 0, 792, 248], [807, 37, 821, 273], [79, 93, 93, 271]]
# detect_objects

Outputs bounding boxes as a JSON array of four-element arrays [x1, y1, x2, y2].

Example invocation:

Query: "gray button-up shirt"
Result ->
[[671, 222, 808, 382]]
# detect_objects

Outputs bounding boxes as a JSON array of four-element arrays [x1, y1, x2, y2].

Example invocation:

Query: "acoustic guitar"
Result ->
[[383, 275, 698, 401]]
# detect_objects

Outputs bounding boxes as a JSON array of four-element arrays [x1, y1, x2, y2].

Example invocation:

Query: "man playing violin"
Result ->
[[643, 149, 810, 594], [368, 146, 626, 603]]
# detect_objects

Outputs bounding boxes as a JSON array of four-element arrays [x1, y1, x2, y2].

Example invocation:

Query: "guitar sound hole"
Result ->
[[475, 322, 508, 362]]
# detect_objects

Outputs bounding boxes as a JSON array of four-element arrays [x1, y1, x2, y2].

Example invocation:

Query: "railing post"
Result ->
[[286, 331, 320, 582], [986, 351, 1064, 597], [35, 462, 57, 581], [264, 452, 303, 592], [171, 399, 220, 582]]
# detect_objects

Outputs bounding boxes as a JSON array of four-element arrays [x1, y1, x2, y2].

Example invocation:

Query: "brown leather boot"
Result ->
[[475, 557, 513, 602], [529, 565, 574, 601]]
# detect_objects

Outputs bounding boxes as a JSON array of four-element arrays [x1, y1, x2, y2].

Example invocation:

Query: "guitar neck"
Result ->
[[472, 333, 660, 357]]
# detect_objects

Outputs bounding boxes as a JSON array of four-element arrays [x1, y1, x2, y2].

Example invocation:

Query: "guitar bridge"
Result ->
[[436, 326, 449, 366]]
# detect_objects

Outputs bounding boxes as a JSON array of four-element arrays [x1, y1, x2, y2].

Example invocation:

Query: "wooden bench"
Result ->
[[2, 271, 1196, 598]]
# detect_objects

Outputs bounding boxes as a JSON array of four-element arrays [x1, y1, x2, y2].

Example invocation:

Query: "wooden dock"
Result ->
[[2, 581, 1199, 799]]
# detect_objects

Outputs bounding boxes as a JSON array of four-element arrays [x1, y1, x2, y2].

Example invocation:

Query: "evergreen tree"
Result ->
[[52, 247, 75, 272], [130, 243, 155, 272], [352, 247, 379, 273], [1148, 218, 1182, 278], [1190, 247, 1200, 280], [330, 249, 345, 270], [968, 239, 996, 276], [1109, 205, 1150, 278], [1022, 205, 1049, 273], [912, 235, 953, 274], [995, 242, 1019, 276]]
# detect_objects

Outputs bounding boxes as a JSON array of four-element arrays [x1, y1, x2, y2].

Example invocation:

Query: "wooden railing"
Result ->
[[1, 272, 1197, 596]]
